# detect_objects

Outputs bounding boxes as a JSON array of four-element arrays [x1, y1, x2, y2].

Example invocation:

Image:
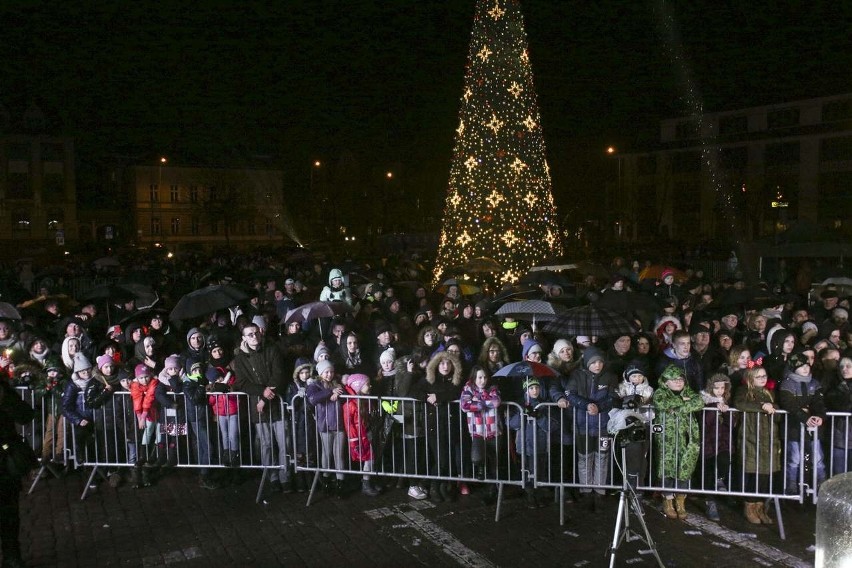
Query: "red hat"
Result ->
[[661, 268, 674, 280]]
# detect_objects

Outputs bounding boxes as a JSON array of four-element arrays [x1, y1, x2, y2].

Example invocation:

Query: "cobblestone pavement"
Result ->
[[16, 469, 817, 567]]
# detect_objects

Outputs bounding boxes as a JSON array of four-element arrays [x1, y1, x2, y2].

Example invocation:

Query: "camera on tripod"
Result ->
[[618, 417, 647, 447]]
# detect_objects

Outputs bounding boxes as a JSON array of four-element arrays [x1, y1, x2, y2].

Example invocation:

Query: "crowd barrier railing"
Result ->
[[14, 387, 71, 495], [15, 385, 828, 533], [289, 393, 527, 520], [63, 390, 293, 502]]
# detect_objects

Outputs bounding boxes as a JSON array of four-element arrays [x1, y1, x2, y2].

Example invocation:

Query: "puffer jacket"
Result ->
[[460, 383, 501, 439], [306, 378, 344, 433], [565, 367, 616, 437], [423, 351, 463, 436]]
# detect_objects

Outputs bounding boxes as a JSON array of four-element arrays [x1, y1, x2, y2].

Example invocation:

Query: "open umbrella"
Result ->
[[822, 277, 852, 287], [79, 284, 136, 303], [492, 361, 558, 379], [285, 301, 353, 336], [494, 299, 560, 329], [435, 278, 481, 296], [18, 294, 78, 314], [638, 265, 688, 283], [518, 269, 571, 288], [169, 285, 248, 321], [542, 305, 637, 338], [448, 257, 505, 275], [117, 283, 159, 310], [0, 302, 22, 320]]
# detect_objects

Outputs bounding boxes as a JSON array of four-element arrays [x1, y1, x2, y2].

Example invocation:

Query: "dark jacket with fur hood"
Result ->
[[423, 351, 463, 434]]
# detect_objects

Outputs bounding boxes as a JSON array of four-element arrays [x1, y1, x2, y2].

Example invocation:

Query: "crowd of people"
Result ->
[[1, 253, 851, 562]]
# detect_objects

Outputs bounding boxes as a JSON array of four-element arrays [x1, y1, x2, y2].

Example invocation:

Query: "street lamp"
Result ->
[[606, 146, 623, 242]]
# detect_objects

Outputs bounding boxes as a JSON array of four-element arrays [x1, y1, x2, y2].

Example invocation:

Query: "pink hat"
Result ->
[[661, 268, 674, 280], [96, 354, 114, 369], [164, 354, 182, 370], [134, 364, 150, 379], [344, 373, 370, 394]]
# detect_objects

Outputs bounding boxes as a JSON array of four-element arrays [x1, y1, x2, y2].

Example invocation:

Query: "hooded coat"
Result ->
[[423, 351, 463, 436], [652, 381, 703, 480]]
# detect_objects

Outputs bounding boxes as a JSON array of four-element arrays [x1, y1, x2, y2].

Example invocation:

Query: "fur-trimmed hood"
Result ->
[[425, 351, 463, 386]]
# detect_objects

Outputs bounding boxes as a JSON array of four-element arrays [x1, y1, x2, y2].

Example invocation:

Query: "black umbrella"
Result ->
[[79, 284, 136, 303], [595, 290, 661, 318], [0, 302, 22, 320], [518, 269, 570, 287], [169, 285, 249, 321], [542, 305, 637, 338]]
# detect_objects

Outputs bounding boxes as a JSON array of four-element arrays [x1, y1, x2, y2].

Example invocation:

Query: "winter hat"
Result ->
[[315, 360, 334, 377], [521, 339, 543, 359], [379, 347, 396, 365], [833, 308, 849, 321], [660, 364, 685, 383], [522, 377, 541, 390], [185, 327, 203, 345], [134, 363, 151, 379], [293, 358, 313, 380], [787, 352, 809, 372], [623, 364, 646, 382], [207, 338, 221, 353], [164, 354, 182, 370], [72, 353, 92, 374], [284, 278, 295, 285], [328, 268, 344, 285], [821, 289, 839, 300], [96, 354, 114, 369], [107, 325, 123, 339], [344, 373, 370, 393], [552, 338, 572, 355], [576, 336, 592, 347], [661, 268, 674, 280], [313, 344, 330, 361], [583, 346, 604, 369], [800, 321, 819, 336], [374, 320, 392, 337], [251, 315, 267, 331]]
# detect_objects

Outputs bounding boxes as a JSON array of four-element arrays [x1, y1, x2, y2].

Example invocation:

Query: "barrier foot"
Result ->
[[306, 471, 321, 507], [494, 483, 504, 522], [27, 466, 47, 495], [80, 466, 99, 501], [255, 468, 269, 504], [770, 497, 786, 540]]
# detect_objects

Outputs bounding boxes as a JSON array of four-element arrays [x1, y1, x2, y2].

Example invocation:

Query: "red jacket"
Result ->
[[131, 379, 159, 422], [342, 386, 372, 463]]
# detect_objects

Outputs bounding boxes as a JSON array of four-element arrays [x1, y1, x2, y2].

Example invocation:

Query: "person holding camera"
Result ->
[[614, 364, 654, 491]]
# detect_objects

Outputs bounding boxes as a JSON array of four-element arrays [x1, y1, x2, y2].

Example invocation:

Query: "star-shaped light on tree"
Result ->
[[464, 156, 479, 171], [457, 230, 472, 247], [508, 82, 523, 98], [486, 189, 504, 208], [477, 45, 493, 62], [545, 229, 556, 248], [510, 157, 528, 174], [456, 120, 465, 137], [463, 87, 473, 102], [450, 191, 462, 207], [485, 113, 504, 134], [520, 49, 529, 64], [524, 191, 538, 207], [488, 1, 505, 20], [501, 229, 519, 247], [522, 115, 537, 131], [502, 269, 519, 283]]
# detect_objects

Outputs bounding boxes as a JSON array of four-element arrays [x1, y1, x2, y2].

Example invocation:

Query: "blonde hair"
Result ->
[[743, 366, 773, 403]]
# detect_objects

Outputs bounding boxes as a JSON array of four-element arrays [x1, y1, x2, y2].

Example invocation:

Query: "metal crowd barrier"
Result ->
[[15, 384, 831, 533], [64, 390, 293, 502], [14, 387, 71, 494], [290, 393, 527, 520]]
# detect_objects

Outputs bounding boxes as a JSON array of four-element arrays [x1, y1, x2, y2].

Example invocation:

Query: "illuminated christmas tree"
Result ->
[[433, 0, 562, 286]]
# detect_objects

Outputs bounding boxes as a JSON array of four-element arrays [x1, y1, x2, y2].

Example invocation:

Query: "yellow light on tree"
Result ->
[[433, 0, 562, 286]]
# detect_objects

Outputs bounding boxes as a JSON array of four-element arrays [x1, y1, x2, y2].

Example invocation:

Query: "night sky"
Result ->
[[3, 1, 852, 215]]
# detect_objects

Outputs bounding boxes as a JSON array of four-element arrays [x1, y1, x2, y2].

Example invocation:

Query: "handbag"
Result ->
[[1, 436, 39, 478]]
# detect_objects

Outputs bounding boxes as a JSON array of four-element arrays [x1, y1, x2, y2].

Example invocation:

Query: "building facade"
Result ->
[[615, 93, 852, 244], [128, 162, 292, 252]]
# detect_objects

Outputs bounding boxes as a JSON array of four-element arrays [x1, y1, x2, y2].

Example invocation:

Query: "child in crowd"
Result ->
[[615, 364, 654, 490], [734, 365, 781, 524], [287, 358, 317, 492], [306, 359, 346, 498], [130, 363, 158, 487], [653, 364, 703, 520], [155, 355, 186, 469], [342, 373, 381, 497], [460, 365, 502, 502], [509, 377, 557, 508], [699, 373, 734, 522], [778, 352, 826, 494]]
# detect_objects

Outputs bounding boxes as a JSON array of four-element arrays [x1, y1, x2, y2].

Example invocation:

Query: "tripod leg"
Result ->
[[608, 491, 628, 568], [628, 493, 664, 568]]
